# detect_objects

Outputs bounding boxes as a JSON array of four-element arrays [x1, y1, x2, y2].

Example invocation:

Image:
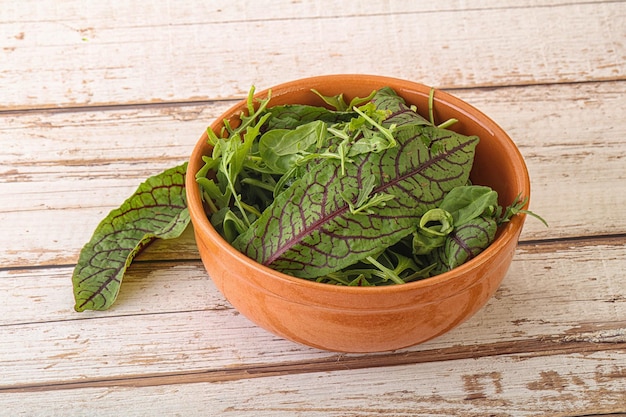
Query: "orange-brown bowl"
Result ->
[[186, 75, 529, 353]]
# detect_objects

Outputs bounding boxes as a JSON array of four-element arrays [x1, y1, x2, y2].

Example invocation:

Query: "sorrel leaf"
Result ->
[[428, 215, 497, 274], [233, 119, 479, 278], [72, 163, 189, 311]]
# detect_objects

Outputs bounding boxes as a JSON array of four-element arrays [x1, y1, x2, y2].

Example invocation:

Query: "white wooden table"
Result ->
[[2, 1, 625, 415]]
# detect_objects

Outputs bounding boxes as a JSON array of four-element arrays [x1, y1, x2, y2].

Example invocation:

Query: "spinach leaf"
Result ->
[[258, 120, 327, 173], [439, 185, 498, 225]]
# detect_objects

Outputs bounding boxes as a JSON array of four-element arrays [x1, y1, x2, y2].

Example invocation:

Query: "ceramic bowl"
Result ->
[[186, 74, 529, 353]]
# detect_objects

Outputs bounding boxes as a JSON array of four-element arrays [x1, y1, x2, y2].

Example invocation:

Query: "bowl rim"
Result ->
[[186, 74, 530, 296]]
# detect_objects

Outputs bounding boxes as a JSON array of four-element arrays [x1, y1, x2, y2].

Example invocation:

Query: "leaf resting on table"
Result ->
[[72, 163, 189, 312]]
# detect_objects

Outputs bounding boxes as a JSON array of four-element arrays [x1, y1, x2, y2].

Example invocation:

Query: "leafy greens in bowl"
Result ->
[[194, 85, 536, 287], [185, 74, 537, 352], [71, 74, 539, 352]]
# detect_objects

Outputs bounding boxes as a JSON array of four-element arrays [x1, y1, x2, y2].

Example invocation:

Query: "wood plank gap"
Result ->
[[518, 233, 626, 250], [0, 98, 240, 116], [0, 249, 202, 275], [152, 0, 626, 25], [1, 79, 624, 116], [441, 76, 626, 93], [0, 305, 220, 328], [2, 333, 624, 394], [0, 233, 623, 275], [576, 413, 626, 417]]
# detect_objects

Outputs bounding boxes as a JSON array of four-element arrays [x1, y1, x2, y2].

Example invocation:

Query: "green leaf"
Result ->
[[258, 120, 327, 173], [310, 89, 349, 111], [412, 208, 454, 255], [72, 163, 189, 312], [439, 185, 498, 226], [232, 92, 479, 278], [419, 208, 455, 236], [428, 215, 498, 274], [372, 87, 431, 127], [265, 105, 355, 130], [500, 194, 549, 227], [311, 88, 376, 111]]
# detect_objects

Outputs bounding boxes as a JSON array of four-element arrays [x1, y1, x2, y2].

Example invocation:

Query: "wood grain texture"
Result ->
[[1, 1, 625, 415], [2, 82, 624, 267], [1, 240, 624, 389], [1, 352, 625, 416], [2, 1, 624, 109]]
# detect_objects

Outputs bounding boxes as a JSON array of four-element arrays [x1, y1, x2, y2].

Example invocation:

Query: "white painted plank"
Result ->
[[2, 82, 625, 267], [1, 0, 605, 27], [2, 1, 624, 109], [1, 351, 624, 416], [452, 81, 626, 239], [2, 1, 624, 414], [1, 241, 624, 387], [0, 103, 222, 267]]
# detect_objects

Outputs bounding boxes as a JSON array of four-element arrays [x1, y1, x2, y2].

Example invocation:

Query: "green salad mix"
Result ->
[[72, 86, 544, 311]]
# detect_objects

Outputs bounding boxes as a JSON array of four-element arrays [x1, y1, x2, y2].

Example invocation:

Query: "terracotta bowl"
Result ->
[[186, 75, 530, 353]]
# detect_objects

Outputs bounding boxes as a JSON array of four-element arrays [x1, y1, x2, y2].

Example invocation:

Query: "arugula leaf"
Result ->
[[218, 112, 271, 227], [72, 163, 189, 311], [311, 88, 377, 111], [499, 194, 549, 227], [265, 105, 355, 130], [196, 90, 275, 231]]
